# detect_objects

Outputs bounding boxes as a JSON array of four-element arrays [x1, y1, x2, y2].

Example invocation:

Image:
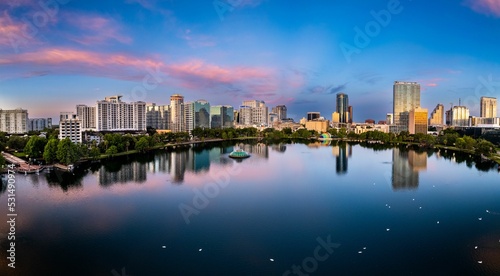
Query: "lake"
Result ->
[[1, 141, 500, 276]]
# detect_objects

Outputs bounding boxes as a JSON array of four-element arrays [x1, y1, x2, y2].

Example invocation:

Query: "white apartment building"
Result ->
[[95, 95, 146, 131], [0, 109, 28, 134], [59, 113, 82, 143]]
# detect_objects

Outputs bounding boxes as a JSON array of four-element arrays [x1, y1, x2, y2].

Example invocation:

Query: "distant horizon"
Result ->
[[1, 0, 500, 122]]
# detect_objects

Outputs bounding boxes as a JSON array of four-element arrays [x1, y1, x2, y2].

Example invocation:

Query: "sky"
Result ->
[[1, 0, 500, 123]]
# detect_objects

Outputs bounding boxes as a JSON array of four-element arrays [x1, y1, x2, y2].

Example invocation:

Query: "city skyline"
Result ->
[[1, 0, 500, 122]]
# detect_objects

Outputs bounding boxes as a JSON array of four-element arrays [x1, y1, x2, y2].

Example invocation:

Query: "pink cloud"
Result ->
[[0, 12, 23, 46], [64, 13, 132, 45], [465, 0, 500, 17], [426, 83, 438, 87]]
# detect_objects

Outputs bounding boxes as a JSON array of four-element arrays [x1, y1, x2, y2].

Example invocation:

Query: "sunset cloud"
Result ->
[[465, 0, 500, 17], [64, 13, 132, 45]]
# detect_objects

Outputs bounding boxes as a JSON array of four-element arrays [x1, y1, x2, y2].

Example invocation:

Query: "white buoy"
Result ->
[[386, 228, 390, 231], [199, 248, 202, 252], [162, 245, 166, 248], [474, 246, 478, 249], [358, 251, 363, 254], [437, 221, 440, 224], [478, 261, 483, 264], [478, 218, 482, 221], [270, 259, 274, 262], [363, 247, 366, 250], [419, 207, 422, 209]]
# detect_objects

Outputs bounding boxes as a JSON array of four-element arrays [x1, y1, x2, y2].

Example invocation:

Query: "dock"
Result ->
[[1, 152, 44, 174]]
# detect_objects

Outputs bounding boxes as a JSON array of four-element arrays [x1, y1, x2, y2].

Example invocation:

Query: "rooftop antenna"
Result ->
[[459, 98, 461, 106]]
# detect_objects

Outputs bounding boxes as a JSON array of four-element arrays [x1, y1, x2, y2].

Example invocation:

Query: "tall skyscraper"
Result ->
[[76, 104, 96, 130], [409, 107, 428, 134], [348, 106, 353, 123], [239, 106, 252, 125], [95, 95, 146, 131], [0, 109, 28, 134], [336, 93, 349, 124], [193, 100, 210, 129], [241, 100, 268, 126], [59, 112, 82, 143], [28, 118, 52, 132], [393, 81, 420, 133], [451, 106, 469, 126], [480, 97, 497, 118], [183, 102, 194, 133], [146, 103, 170, 130], [272, 105, 287, 121], [170, 94, 184, 132], [428, 104, 444, 126], [210, 105, 234, 128], [386, 113, 394, 125]]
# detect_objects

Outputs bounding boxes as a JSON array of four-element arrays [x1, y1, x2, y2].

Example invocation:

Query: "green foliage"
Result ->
[[282, 127, 292, 135], [89, 145, 101, 160], [0, 153, 5, 168], [475, 139, 496, 156], [56, 138, 81, 165], [43, 138, 59, 164], [24, 136, 47, 158], [291, 129, 311, 139], [135, 137, 150, 152], [7, 136, 27, 151], [105, 145, 118, 156]]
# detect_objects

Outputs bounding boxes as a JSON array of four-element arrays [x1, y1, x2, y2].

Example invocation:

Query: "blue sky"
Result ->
[[1, 0, 500, 123]]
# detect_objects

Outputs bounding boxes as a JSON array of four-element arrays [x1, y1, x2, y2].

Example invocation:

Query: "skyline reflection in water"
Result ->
[[0, 142, 499, 275]]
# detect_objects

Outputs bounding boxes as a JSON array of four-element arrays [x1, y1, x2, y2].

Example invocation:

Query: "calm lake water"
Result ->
[[1, 141, 500, 276]]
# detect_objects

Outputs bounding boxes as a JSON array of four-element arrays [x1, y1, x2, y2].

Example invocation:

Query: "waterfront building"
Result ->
[[451, 106, 470, 127], [305, 120, 329, 133], [76, 105, 96, 130], [59, 112, 82, 143], [95, 95, 146, 131], [170, 94, 184, 132], [480, 97, 497, 118], [183, 102, 194, 133], [409, 107, 428, 134], [272, 105, 287, 122], [0, 109, 28, 134], [429, 104, 444, 126], [307, 112, 320, 121], [393, 81, 420, 133], [193, 100, 211, 129], [336, 93, 349, 124], [146, 103, 170, 130]]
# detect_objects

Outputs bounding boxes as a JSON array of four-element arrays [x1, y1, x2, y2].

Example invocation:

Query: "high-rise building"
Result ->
[[76, 104, 96, 130], [336, 93, 349, 124], [268, 112, 279, 125], [480, 97, 497, 118], [193, 100, 211, 129], [28, 118, 52, 132], [146, 103, 170, 130], [239, 106, 252, 125], [386, 113, 394, 125], [0, 109, 28, 134], [59, 113, 82, 143], [307, 112, 320, 121], [409, 107, 428, 134], [170, 94, 184, 132], [95, 95, 146, 131], [393, 81, 420, 133], [183, 102, 194, 133], [451, 106, 469, 127], [348, 106, 353, 123], [272, 105, 287, 121], [445, 109, 452, 126], [429, 104, 444, 126], [241, 100, 268, 126], [332, 112, 340, 124], [210, 105, 234, 129]]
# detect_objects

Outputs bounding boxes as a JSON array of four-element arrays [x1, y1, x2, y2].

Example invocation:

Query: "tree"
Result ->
[[475, 139, 496, 156], [89, 145, 101, 160], [43, 139, 59, 164], [24, 136, 47, 158], [105, 145, 118, 156], [135, 137, 150, 152], [7, 136, 27, 151], [56, 138, 80, 165]]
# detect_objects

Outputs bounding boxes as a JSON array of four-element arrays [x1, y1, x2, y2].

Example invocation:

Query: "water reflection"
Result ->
[[391, 148, 427, 190], [332, 143, 352, 175]]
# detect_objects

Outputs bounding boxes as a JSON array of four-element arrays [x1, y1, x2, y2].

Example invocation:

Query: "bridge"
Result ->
[[1, 152, 44, 174]]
